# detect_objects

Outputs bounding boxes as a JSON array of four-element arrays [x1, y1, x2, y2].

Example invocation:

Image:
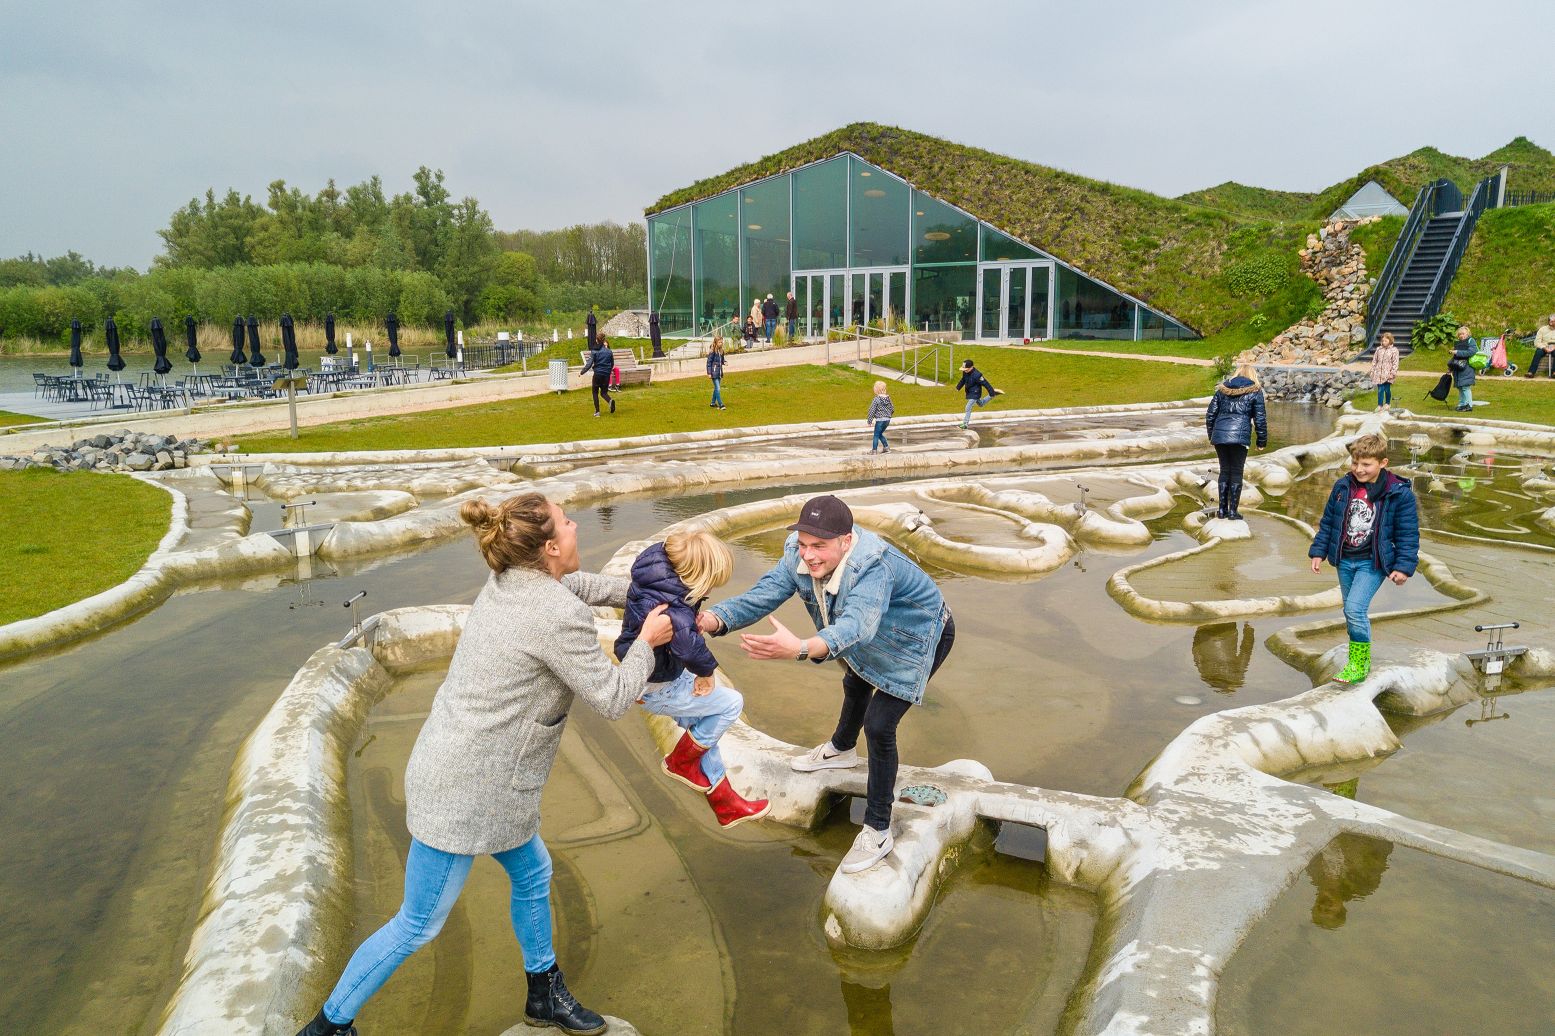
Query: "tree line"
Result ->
[[0, 170, 648, 345]]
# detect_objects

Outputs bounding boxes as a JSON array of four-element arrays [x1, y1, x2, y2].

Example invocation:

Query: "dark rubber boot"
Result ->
[[1215, 479, 1228, 520], [525, 964, 606, 1034], [1227, 481, 1245, 520], [295, 1009, 356, 1036]]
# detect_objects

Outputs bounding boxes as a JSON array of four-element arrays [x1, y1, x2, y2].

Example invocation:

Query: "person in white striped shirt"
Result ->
[[867, 380, 894, 454]]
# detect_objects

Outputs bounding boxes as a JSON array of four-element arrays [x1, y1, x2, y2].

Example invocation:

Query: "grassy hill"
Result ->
[[648, 123, 1316, 336], [1179, 137, 1555, 222], [1443, 202, 1555, 334]]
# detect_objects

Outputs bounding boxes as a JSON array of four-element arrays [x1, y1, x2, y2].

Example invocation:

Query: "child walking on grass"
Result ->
[[614, 531, 770, 827], [1307, 432, 1420, 684], [867, 380, 894, 453], [1369, 332, 1400, 410]]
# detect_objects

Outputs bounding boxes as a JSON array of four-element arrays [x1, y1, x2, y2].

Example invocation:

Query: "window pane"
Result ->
[[1030, 266, 1051, 339], [913, 191, 977, 264], [1139, 308, 1166, 340], [693, 194, 739, 333], [913, 264, 976, 338], [740, 176, 791, 316], [981, 224, 1042, 262], [980, 267, 1001, 338], [649, 210, 693, 334], [1055, 266, 1135, 340], [792, 157, 848, 270], [850, 158, 909, 267]]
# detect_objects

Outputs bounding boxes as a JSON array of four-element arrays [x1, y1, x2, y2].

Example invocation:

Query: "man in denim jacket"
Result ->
[[698, 495, 955, 874]]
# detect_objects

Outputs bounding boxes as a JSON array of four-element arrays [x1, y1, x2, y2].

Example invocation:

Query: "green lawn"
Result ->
[[239, 351, 1213, 454], [1353, 375, 1555, 425], [0, 469, 170, 625], [0, 410, 43, 428]]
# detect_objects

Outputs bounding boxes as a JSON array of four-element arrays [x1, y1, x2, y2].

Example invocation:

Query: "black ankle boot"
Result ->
[[295, 1008, 355, 1036], [525, 963, 606, 1034], [1227, 481, 1245, 520], [1215, 479, 1228, 520]]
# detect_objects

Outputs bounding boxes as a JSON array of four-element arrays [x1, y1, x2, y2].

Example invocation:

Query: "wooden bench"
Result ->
[[578, 348, 653, 387]]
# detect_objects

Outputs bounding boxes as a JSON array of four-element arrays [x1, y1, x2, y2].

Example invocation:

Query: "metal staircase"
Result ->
[[1362, 172, 1502, 356]]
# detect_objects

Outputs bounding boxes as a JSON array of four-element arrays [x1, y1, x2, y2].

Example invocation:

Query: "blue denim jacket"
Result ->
[[707, 527, 947, 704]]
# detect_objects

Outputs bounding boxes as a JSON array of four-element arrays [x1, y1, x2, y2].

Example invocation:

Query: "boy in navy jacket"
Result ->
[[1308, 432, 1420, 683]]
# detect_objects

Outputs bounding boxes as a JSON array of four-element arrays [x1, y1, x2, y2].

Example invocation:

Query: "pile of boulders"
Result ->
[[1253, 365, 1372, 408], [0, 430, 217, 472], [599, 309, 652, 338], [1239, 216, 1381, 367]]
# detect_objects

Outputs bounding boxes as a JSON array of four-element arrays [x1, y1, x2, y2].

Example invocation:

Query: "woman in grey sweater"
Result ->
[[296, 492, 673, 1036]]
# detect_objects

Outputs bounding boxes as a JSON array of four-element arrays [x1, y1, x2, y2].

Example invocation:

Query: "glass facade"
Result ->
[[646, 152, 1196, 342]]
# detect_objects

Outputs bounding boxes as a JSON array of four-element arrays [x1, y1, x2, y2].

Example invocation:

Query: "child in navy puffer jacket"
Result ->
[[614, 531, 770, 827]]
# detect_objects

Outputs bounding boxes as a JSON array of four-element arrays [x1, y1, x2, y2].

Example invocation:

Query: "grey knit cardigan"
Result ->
[[404, 567, 653, 855]]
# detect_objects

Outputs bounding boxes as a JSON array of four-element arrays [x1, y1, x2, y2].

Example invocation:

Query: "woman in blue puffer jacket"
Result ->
[[1204, 363, 1269, 520]]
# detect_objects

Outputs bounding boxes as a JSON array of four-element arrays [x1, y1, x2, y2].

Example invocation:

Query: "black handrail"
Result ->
[[1365, 180, 1440, 347], [1421, 172, 1498, 320]]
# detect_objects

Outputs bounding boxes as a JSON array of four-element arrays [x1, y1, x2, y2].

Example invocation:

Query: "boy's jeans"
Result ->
[[1337, 556, 1387, 643], [962, 396, 988, 425], [639, 670, 744, 784], [871, 419, 890, 451], [324, 835, 554, 1022]]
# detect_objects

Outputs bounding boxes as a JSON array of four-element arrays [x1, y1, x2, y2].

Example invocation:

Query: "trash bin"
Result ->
[[549, 359, 569, 393]]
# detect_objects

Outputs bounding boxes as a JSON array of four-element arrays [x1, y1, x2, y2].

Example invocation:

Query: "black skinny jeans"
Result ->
[[1214, 442, 1247, 484], [590, 375, 613, 413], [829, 612, 956, 831]]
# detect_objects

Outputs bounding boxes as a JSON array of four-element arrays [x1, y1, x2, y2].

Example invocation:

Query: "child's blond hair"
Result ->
[[1347, 432, 1389, 461], [664, 530, 733, 603], [873, 380, 888, 394]]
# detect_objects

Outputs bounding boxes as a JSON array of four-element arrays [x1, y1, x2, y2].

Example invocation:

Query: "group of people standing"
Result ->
[[293, 492, 954, 1036], [744, 291, 799, 346]]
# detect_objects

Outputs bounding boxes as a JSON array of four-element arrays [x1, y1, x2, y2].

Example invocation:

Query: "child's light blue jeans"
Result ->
[[323, 835, 554, 1023], [871, 419, 890, 451], [962, 396, 988, 425], [639, 670, 744, 783], [1337, 556, 1387, 643], [1376, 382, 1392, 406], [1458, 385, 1473, 408], [710, 376, 723, 407]]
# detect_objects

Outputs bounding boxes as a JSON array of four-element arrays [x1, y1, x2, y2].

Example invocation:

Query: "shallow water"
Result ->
[[1217, 837, 1555, 1035]]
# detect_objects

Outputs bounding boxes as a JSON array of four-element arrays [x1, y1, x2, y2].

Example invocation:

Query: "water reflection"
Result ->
[[1192, 622, 1256, 694], [1305, 833, 1393, 930]]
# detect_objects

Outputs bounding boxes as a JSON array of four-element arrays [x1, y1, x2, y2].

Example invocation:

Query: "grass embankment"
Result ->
[[0, 469, 170, 625], [0, 411, 42, 428], [1444, 203, 1555, 332], [238, 350, 1212, 454], [1352, 377, 1555, 425]]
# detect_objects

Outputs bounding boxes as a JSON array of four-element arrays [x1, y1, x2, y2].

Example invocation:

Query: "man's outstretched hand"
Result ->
[[696, 612, 722, 634], [740, 617, 804, 660]]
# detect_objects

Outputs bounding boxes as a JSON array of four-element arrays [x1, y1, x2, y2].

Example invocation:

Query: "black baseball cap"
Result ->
[[788, 495, 854, 538], [961, 359, 975, 369]]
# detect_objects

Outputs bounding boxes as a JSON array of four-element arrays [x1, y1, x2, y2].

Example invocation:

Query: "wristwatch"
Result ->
[[795, 643, 810, 662]]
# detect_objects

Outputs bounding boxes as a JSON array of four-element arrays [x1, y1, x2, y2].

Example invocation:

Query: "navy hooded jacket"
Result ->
[[581, 343, 614, 379], [1308, 469, 1420, 576], [614, 542, 720, 683], [1204, 376, 1268, 448]]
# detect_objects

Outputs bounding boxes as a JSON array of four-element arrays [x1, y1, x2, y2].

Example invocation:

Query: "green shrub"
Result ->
[[1411, 311, 1459, 351], [1224, 252, 1288, 299], [1210, 353, 1237, 383]]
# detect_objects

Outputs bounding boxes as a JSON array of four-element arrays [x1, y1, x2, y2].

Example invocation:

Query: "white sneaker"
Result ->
[[841, 825, 894, 874], [790, 741, 860, 773]]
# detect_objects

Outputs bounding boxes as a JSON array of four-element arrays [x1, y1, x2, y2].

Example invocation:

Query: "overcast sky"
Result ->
[[3, 0, 1551, 269]]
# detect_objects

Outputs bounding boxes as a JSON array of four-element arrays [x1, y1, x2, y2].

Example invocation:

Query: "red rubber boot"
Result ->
[[706, 776, 770, 828], [661, 731, 712, 792]]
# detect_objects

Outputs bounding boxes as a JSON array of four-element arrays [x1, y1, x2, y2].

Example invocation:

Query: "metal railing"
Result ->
[[1364, 179, 1442, 348], [1503, 189, 1555, 207], [1421, 172, 1499, 322]]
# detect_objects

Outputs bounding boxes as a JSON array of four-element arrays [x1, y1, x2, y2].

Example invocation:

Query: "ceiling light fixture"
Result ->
[[864, 188, 886, 198]]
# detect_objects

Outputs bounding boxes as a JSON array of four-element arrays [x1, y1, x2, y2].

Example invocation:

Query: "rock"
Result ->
[[125, 452, 156, 471], [89, 434, 114, 448], [155, 450, 173, 467]]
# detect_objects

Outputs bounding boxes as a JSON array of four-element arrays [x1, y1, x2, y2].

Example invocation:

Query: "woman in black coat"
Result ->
[[1203, 364, 1268, 520]]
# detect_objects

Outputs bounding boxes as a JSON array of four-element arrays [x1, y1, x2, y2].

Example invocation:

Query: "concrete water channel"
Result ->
[[2, 402, 1552, 1034]]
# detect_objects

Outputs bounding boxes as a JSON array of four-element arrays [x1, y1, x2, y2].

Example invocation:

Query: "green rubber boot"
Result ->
[[1333, 641, 1372, 684]]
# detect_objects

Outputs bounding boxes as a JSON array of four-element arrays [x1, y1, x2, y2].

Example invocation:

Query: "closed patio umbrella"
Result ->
[[443, 310, 456, 360], [386, 312, 401, 359], [324, 313, 337, 355], [281, 313, 300, 369], [69, 319, 83, 376], [105, 317, 126, 376], [246, 316, 264, 367], [151, 317, 173, 378], [586, 310, 597, 350], [184, 316, 201, 366], [230, 316, 247, 366], [649, 310, 663, 358]]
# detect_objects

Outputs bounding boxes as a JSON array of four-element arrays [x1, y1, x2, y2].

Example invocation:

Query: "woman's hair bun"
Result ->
[[460, 497, 499, 531]]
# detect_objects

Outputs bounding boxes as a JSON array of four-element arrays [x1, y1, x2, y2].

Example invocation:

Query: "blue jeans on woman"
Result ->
[[871, 419, 890, 451], [637, 670, 743, 784], [322, 835, 555, 1024], [1376, 382, 1392, 406], [710, 376, 723, 407], [1337, 556, 1387, 643]]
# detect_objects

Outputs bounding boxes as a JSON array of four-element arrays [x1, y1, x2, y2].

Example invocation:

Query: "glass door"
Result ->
[[887, 271, 906, 331], [1006, 266, 1028, 340], [979, 268, 1002, 339], [829, 274, 845, 332]]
